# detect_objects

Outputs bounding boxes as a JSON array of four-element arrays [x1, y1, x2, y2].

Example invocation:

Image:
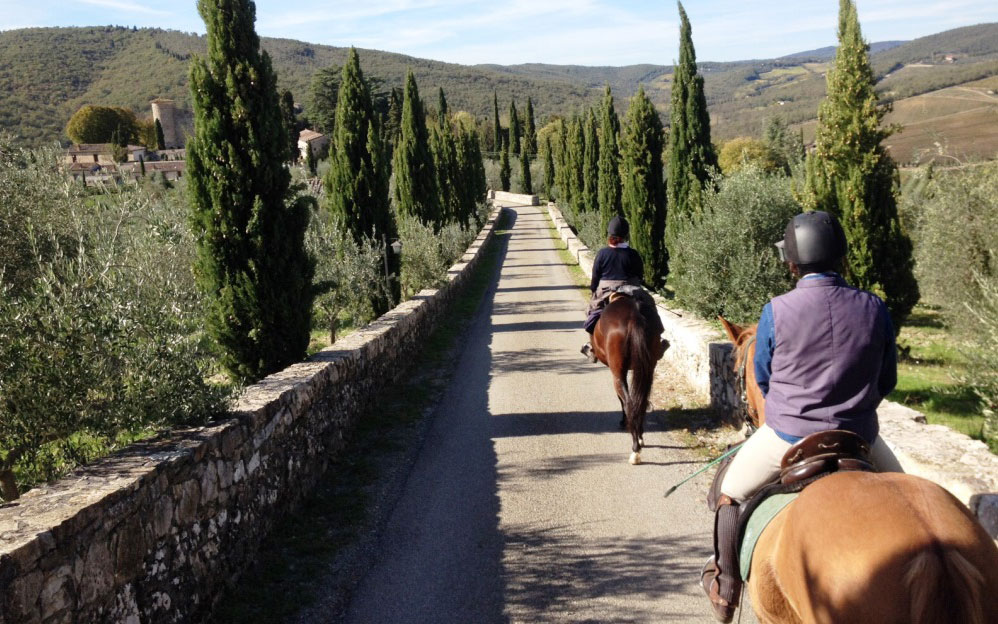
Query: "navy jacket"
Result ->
[[590, 246, 643, 292]]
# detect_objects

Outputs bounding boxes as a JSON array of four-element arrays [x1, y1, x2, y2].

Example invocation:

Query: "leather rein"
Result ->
[[735, 334, 759, 428]]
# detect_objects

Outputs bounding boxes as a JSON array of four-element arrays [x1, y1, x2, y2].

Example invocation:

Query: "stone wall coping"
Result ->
[[544, 202, 998, 537], [0, 205, 503, 622], [489, 190, 539, 206]]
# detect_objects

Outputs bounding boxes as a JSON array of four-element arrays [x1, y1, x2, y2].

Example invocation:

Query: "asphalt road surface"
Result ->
[[342, 203, 754, 623]]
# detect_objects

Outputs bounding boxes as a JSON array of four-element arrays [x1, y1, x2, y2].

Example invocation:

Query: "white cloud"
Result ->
[[79, 0, 168, 15]]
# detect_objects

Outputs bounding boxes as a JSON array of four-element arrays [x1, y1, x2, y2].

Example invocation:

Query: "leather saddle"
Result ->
[[707, 429, 875, 512], [779, 429, 875, 485]]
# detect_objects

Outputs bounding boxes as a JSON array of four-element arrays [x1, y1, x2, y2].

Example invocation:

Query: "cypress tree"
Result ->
[[524, 97, 537, 154], [543, 134, 556, 200], [597, 86, 622, 237], [666, 1, 717, 252], [802, 0, 918, 328], [582, 107, 599, 213], [139, 154, 146, 176], [430, 123, 459, 224], [187, 0, 314, 382], [280, 89, 298, 162], [520, 141, 532, 194], [392, 69, 440, 226], [568, 115, 586, 217], [437, 86, 448, 128], [621, 87, 668, 288], [306, 142, 316, 176], [154, 118, 166, 150], [325, 49, 399, 312], [555, 122, 572, 211], [499, 136, 511, 192], [464, 126, 487, 219], [492, 90, 501, 156], [509, 100, 521, 155], [386, 86, 403, 145]]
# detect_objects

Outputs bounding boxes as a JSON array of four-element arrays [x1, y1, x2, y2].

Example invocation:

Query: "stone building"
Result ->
[[298, 129, 329, 161]]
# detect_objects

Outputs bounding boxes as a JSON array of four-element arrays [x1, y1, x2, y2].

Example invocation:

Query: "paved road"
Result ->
[[342, 203, 743, 623]]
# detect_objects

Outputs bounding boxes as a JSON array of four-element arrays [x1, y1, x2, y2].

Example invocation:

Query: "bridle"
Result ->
[[735, 334, 759, 430]]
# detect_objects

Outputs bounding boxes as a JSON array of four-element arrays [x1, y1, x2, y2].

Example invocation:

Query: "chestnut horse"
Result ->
[[590, 295, 666, 465], [719, 316, 998, 624]]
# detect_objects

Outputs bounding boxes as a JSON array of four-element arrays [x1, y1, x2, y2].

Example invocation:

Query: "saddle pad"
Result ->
[[739, 492, 798, 581]]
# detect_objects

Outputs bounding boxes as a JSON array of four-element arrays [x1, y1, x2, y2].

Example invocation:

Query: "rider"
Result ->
[[580, 215, 645, 363], [702, 210, 905, 623]]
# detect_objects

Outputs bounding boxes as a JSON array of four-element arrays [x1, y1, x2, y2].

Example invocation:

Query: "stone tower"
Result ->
[[151, 98, 179, 148]]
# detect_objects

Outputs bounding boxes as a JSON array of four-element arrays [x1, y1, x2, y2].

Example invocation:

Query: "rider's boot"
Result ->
[[580, 343, 597, 364], [702, 495, 741, 623]]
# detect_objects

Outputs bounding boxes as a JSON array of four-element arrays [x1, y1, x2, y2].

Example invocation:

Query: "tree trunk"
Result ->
[[0, 469, 19, 501]]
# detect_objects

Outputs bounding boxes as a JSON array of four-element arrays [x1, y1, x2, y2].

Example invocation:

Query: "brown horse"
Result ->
[[719, 316, 998, 624], [590, 295, 666, 464]]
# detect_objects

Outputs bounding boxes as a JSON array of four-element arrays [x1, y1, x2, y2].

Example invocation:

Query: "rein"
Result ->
[[735, 334, 758, 427]]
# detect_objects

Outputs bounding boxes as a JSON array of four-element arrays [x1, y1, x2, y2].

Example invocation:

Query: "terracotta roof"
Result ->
[[298, 129, 325, 142], [67, 144, 146, 154]]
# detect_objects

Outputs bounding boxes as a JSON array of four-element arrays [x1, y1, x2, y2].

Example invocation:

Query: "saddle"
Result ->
[[707, 430, 877, 580]]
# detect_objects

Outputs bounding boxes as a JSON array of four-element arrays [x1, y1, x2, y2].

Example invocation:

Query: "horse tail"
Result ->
[[624, 300, 654, 423], [905, 544, 986, 624]]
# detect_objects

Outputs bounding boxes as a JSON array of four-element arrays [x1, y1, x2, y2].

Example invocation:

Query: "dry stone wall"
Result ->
[[545, 202, 998, 540], [0, 206, 503, 624]]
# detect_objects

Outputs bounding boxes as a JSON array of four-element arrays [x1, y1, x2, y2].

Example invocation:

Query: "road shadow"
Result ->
[[501, 525, 710, 623]]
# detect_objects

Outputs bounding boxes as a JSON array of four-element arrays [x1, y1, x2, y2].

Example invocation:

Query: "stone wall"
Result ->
[[545, 202, 998, 539], [0, 206, 503, 624], [489, 190, 539, 206]]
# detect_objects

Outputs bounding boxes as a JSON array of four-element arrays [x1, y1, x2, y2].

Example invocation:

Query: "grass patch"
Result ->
[[890, 304, 991, 450], [210, 210, 511, 623], [543, 217, 591, 298]]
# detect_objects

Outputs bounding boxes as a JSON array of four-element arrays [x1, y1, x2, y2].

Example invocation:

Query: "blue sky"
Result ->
[[2, 1, 996, 65]]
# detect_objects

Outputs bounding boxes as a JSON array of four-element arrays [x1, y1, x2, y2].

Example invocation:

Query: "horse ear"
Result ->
[[718, 315, 744, 343]]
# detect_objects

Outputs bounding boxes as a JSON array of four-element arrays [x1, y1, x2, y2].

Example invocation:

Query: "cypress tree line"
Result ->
[[154, 118, 166, 150], [187, 0, 314, 382], [492, 90, 501, 156], [430, 122, 460, 224], [280, 89, 298, 162], [392, 69, 440, 227], [499, 136, 511, 192], [543, 135, 556, 200], [622, 86, 668, 288], [508, 101, 521, 155], [802, 0, 918, 328], [524, 97, 537, 154], [582, 108, 600, 213], [324, 48, 398, 309], [666, 2, 717, 253], [597, 85, 622, 236], [520, 140, 532, 194]]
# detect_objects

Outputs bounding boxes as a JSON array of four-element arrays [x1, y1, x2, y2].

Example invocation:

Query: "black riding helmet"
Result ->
[[608, 214, 629, 239], [775, 211, 847, 266]]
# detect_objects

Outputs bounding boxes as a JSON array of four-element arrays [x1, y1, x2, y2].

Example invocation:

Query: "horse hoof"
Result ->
[[629, 452, 641, 465]]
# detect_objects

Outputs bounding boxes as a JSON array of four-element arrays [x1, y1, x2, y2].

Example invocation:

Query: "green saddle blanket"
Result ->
[[739, 492, 798, 581]]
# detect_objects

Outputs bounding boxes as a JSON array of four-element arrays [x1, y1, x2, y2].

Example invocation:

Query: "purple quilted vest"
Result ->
[[765, 275, 888, 442]]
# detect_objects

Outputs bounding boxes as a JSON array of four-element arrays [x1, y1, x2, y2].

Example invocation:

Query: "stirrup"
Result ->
[[701, 557, 737, 624]]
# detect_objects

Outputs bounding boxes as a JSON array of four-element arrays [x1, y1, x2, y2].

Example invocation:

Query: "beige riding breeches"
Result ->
[[720, 423, 905, 503]]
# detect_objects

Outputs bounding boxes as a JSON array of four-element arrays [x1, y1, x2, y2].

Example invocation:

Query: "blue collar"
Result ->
[[800, 271, 839, 281]]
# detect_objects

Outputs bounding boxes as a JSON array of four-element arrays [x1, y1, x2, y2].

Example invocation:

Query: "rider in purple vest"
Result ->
[[702, 211, 904, 623]]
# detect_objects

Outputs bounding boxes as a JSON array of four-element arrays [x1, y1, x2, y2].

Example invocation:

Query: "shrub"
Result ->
[[670, 167, 799, 323], [718, 137, 779, 175], [906, 165, 998, 335], [397, 210, 481, 299], [306, 206, 392, 343], [0, 161, 231, 500], [965, 272, 998, 452]]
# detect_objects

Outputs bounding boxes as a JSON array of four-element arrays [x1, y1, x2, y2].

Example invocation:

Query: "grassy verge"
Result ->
[[210, 210, 511, 623], [891, 304, 993, 452]]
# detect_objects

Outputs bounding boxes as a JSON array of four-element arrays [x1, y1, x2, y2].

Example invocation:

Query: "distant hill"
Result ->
[[1, 23, 997, 163]]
